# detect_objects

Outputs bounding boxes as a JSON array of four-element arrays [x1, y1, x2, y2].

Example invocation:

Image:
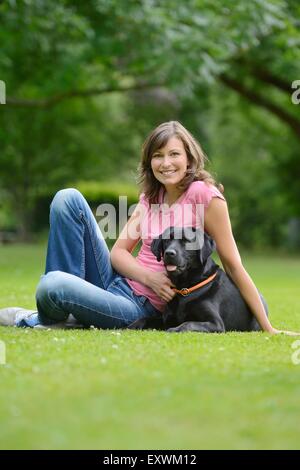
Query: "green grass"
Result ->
[[0, 243, 300, 449]]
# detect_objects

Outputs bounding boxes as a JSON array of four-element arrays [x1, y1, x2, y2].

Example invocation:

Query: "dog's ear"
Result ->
[[199, 232, 216, 264], [151, 234, 163, 262]]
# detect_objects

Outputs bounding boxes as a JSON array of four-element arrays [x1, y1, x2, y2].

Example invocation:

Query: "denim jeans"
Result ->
[[33, 188, 159, 329]]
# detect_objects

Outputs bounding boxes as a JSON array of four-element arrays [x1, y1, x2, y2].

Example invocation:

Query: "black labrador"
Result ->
[[128, 226, 268, 333]]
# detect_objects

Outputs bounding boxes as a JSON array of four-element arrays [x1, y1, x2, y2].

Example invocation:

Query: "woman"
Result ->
[[0, 121, 298, 334]]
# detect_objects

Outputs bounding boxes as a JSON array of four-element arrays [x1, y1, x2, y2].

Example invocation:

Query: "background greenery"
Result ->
[[0, 0, 300, 249], [1, 0, 300, 451]]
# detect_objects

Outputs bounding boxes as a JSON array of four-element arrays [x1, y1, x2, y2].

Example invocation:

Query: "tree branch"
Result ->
[[248, 66, 292, 94], [219, 73, 300, 139], [233, 57, 292, 94], [5, 81, 165, 108]]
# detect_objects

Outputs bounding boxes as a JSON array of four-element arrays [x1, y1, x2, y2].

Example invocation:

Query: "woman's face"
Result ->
[[150, 136, 188, 189]]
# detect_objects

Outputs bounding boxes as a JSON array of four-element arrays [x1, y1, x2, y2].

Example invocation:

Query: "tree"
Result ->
[[1, 0, 299, 237]]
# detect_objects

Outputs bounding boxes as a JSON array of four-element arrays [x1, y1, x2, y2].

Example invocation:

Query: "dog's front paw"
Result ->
[[167, 322, 192, 332], [127, 318, 147, 330], [167, 326, 182, 333]]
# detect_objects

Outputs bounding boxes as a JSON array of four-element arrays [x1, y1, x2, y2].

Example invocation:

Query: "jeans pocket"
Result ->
[[112, 276, 148, 310], [108, 274, 122, 290], [132, 293, 148, 309]]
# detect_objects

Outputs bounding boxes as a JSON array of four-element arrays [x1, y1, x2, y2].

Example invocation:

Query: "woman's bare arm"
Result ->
[[110, 203, 175, 301], [110, 203, 149, 284], [204, 197, 300, 335]]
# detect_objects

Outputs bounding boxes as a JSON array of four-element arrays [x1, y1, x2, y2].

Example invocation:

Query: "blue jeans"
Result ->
[[34, 188, 159, 329]]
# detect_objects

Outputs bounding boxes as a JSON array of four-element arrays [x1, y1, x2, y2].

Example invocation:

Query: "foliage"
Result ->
[[0, 0, 299, 247]]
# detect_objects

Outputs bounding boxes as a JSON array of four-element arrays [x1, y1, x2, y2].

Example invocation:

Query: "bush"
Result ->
[[32, 180, 140, 232]]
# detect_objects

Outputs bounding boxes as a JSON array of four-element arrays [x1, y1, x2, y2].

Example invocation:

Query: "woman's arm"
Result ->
[[110, 202, 149, 285], [110, 203, 175, 302], [204, 197, 299, 335]]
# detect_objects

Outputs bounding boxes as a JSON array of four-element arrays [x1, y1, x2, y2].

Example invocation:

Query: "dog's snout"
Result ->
[[165, 248, 177, 258]]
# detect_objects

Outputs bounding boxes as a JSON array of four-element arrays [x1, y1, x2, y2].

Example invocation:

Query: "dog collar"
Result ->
[[171, 272, 218, 297]]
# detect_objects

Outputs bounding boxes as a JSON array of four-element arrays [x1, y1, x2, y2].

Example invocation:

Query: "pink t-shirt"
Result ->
[[126, 181, 225, 312]]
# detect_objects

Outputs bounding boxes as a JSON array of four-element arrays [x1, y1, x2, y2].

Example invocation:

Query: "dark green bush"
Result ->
[[32, 180, 139, 231]]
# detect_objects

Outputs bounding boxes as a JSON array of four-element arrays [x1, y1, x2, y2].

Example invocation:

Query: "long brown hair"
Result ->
[[136, 121, 223, 204]]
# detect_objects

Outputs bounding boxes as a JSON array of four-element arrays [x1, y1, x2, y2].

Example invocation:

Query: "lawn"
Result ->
[[0, 243, 300, 450]]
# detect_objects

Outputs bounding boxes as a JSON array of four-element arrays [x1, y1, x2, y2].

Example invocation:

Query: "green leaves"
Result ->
[[0, 0, 299, 239]]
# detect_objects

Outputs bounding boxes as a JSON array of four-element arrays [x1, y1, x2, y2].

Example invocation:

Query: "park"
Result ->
[[0, 0, 300, 451]]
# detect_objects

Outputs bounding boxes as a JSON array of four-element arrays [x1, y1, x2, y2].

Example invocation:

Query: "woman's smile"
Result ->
[[160, 170, 177, 176], [151, 136, 188, 188]]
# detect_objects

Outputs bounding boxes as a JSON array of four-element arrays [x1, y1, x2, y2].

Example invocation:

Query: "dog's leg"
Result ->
[[167, 319, 225, 333], [127, 314, 165, 330]]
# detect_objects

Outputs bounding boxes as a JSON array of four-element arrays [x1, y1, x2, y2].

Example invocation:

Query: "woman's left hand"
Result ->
[[270, 328, 300, 336]]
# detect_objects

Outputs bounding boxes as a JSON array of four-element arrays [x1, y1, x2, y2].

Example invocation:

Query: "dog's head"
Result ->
[[151, 226, 215, 278]]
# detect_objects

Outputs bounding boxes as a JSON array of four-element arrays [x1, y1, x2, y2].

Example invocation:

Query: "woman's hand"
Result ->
[[145, 271, 176, 302], [269, 328, 300, 336]]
